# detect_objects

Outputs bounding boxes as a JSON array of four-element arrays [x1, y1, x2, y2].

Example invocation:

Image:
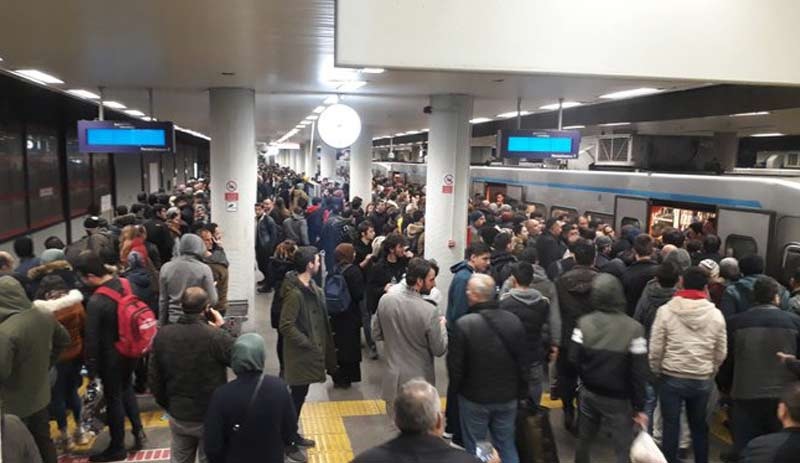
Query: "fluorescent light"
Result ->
[[124, 109, 145, 117], [404, 130, 421, 135], [730, 111, 770, 117], [600, 122, 630, 127], [336, 80, 367, 92], [600, 87, 661, 99], [750, 132, 785, 137], [323, 95, 339, 105], [540, 101, 582, 110], [360, 68, 385, 74], [470, 117, 492, 124], [562, 125, 585, 129], [421, 128, 429, 132], [175, 126, 211, 141], [305, 115, 318, 121], [67, 89, 100, 99], [102, 101, 127, 109], [141, 116, 154, 121], [394, 132, 406, 136], [13, 69, 64, 84], [312, 106, 325, 114], [496, 111, 531, 118]]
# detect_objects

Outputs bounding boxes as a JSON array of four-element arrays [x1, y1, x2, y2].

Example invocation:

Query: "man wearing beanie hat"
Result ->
[[204, 333, 298, 463], [467, 211, 485, 246], [64, 216, 116, 266], [699, 259, 725, 308], [149, 287, 232, 463]]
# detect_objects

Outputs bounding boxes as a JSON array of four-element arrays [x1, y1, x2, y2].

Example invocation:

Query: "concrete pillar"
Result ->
[[713, 132, 738, 172], [290, 150, 298, 172], [350, 126, 373, 203], [424, 94, 473, 300], [305, 144, 316, 178], [209, 87, 256, 313], [320, 144, 337, 181]]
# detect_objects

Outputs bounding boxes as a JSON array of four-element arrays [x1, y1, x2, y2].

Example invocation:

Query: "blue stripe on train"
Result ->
[[471, 176, 763, 209]]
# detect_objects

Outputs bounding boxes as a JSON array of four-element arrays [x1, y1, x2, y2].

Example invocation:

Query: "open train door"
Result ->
[[716, 207, 776, 261], [614, 196, 648, 232]]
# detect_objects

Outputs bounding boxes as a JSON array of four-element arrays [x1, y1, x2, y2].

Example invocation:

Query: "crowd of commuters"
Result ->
[[3, 163, 800, 463]]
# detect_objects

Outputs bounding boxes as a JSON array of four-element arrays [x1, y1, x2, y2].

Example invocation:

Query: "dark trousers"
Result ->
[[445, 383, 463, 446], [50, 359, 83, 430], [359, 298, 375, 350], [731, 398, 781, 457], [101, 358, 144, 453], [290, 384, 310, 444], [22, 407, 57, 463], [276, 333, 285, 376], [556, 349, 578, 413], [575, 389, 634, 463], [659, 375, 712, 463]]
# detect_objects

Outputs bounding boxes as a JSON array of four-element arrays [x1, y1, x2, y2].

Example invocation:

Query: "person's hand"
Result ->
[[207, 308, 225, 327], [404, 250, 414, 259], [633, 412, 649, 430], [777, 352, 796, 363], [439, 316, 446, 327], [487, 449, 501, 463], [447, 239, 456, 248]]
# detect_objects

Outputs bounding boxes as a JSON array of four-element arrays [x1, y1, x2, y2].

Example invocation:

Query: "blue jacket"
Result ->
[[720, 274, 791, 319], [446, 261, 474, 332]]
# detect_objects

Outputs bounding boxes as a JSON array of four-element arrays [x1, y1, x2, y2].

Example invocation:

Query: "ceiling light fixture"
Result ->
[[360, 68, 385, 74], [305, 115, 319, 121], [141, 116, 154, 122], [496, 111, 531, 118], [599, 122, 630, 127], [730, 111, 770, 117], [323, 95, 339, 105], [540, 101, 582, 110], [313, 106, 325, 114], [470, 117, 492, 124], [421, 128, 429, 132], [124, 109, 145, 117], [394, 132, 406, 136], [67, 89, 100, 99], [750, 132, 785, 137], [599, 88, 661, 99], [102, 101, 127, 109], [404, 130, 421, 135], [335, 80, 367, 92], [13, 69, 65, 85], [562, 125, 586, 129]]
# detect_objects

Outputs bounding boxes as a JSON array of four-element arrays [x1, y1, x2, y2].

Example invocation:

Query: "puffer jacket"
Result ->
[[499, 287, 550, 363], [32, 289, 86, 362], [555, 265, 598, 349], [648, 293, 727, 380], [278, 271, 337, 386], [27, 260, 79, 298], [633, 279, 677, 340]]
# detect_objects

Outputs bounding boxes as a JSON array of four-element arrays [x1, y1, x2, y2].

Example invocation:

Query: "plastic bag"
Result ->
[[630, 430, 667, 463], [80, 379, 107, 436]]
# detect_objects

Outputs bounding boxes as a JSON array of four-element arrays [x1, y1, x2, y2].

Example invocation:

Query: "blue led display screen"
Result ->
[[86, 128, 167, 147], [507, 136, 573, 154]]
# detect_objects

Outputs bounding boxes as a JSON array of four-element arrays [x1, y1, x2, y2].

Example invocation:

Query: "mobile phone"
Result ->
[[475, 441, 495, 463]]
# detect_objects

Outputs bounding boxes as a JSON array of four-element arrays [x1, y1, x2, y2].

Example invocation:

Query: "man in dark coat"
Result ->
[[621, 234, 660, 317], [149, 287, 233, 463], [352, 379, 488, 463], [536, 218, 567, 271], [488, 232, 517, 288], [330, 243, 365, 388], [743, 383, 800, 463], [256, 200, 279, 292]]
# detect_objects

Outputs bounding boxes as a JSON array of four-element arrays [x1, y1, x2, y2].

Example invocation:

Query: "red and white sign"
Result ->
[[224, 192, 239, 201], [225, 180, 238, 193], [441, 173, 454, 194], [225, 179, 239, 212]]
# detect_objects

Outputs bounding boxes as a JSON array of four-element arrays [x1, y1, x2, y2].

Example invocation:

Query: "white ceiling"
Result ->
[[0, 0, 747, 144]]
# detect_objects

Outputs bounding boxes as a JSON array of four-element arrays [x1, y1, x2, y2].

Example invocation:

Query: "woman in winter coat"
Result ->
[[33, 274, 88, 451], [330, 244, 365, 388], [122, 251, 159, 314], [27, 248, 79, 299], [268, 240, 298, 375], [119, 225, 150, 267]]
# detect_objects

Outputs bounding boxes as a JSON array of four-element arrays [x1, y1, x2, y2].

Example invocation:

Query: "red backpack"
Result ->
[[95, 278, 158, 358]]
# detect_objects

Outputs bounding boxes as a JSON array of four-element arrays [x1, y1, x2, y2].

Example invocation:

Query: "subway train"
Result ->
[[374, 162, 800, 284]]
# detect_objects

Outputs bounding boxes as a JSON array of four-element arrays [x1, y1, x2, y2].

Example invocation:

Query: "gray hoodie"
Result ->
[[500, 264, 562, 345], [633, 278, 677, 339], [159, 234, 218, 324]]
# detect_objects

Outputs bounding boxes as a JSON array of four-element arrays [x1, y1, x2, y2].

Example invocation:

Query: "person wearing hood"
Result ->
[[634, 262, 681, 341], [27, 248, 79, 299], [0, 275, 70, 463], [448, 274, 526, 463], [32, 274, 88, 451], [283, 206, 310, 246], [721, 255, 791, 319], [649, 267, 727, 463], [488, 232, 517, 289], [278, 247, 337, 460], [569, 273, 649, 463], [123, 250, 159, 313], [149, 287, 232, 463], [204, 333, 298, 463], [499, 262, 552, 405], [159, 233, 218, 325], [1, 413, 44, 463], [554, 239, 598, 432]]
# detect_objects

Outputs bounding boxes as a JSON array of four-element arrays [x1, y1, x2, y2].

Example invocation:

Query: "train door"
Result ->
[[716, 207, 776, 263], [614, 196, 648, 232], [773, 216, 800, 283]]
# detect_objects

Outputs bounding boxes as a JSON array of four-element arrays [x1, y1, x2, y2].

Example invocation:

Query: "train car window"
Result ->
[[526, 202, 547, 218], [551, 206, 578, 221], [621, 217, 642, 229], [648, 201, 716, 236], [725, 234, 758, 259], [505, 185, 523, 202], [586, 211, 614, 225], [472, 182, 486, 197], [66, 131, 91, 218], [26, 126, 64, 230], [782, 244, 800, 285], [0, 121, 28, 241]]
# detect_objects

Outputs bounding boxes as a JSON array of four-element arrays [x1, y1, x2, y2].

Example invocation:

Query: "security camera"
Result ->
[[423, 105, 432, 115]]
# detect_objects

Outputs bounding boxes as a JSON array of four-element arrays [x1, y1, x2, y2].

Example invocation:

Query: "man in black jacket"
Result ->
[[489, 232, 516, 288], [448, 273, 526, 463], [536, 218, 566, 271], [743, 382, 800, 463], [499, 262, 551, 405], [621, 234, 659, 316], [149, 287, 234, 463], [352, 379, 489, 463], [570, 273, 649, 463], [144, 204, 175, 264], [75, 252, 146, 462]]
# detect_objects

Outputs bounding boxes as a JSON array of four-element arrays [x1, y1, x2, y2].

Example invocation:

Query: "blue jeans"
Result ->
[[49, 359, 83, 430], [526, 363, 544, 406], [658, 375, 712, 463], [644, 382, 657, 434], [458, 395, 519, 463]]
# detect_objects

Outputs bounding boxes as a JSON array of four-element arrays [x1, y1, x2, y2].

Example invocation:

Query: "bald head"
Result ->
[[181, 287, 209, 314], [661, 244, 677, 258], [467, 273, 496, 306]]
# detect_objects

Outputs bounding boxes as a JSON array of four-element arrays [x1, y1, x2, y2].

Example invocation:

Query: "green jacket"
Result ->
[[278, 272, 337, 386], [0, 276, 70, 418]]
